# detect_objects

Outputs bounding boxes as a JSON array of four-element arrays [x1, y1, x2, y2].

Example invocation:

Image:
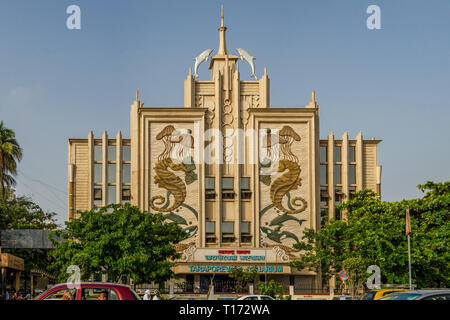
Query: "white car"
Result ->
[[236, 295, 275, 300]]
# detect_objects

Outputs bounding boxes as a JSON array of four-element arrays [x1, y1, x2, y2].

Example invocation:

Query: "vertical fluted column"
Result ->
[[327, 132, 335, 220], [102, 131, 108, 206], [356, 132, 364, 191], [88, 131, 94, 210], [116, 131, 122, 204]]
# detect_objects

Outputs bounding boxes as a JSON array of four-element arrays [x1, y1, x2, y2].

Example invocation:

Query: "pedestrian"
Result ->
[[25, 292, 31, 300], [5, 289, 10, 301], [152, 290, 161, 300], [143, 290, 151, 300]]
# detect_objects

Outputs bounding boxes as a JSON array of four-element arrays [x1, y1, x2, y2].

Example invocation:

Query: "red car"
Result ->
[[35, 283, 140, 300]]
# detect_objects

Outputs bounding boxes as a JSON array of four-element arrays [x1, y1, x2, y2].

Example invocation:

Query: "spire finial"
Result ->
[[217, 5, 228, 54], [136, 90, 139, 101]]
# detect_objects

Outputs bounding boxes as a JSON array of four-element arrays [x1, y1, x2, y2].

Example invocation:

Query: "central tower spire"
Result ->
[[218, 5, 227, 55]]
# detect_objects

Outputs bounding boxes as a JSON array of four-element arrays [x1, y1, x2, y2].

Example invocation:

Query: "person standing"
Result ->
[[5, 289, 10, 301], [143, 290, 151, 300]]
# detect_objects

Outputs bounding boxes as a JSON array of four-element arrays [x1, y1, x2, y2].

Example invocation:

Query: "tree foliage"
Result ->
[[0, 121, 23, 198], [49, 204, 186, 284], [229, 267, 258, 292], [0, 196, 58, 272], [291, 181, 449, 290]]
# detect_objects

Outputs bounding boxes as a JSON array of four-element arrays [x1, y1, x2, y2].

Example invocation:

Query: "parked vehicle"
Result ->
[[378, 290, 450, 300], [236, 295, 275, 300], [35, 283, 141, 300], [361, 289, 407, 300], [333, 296, 353, 300]]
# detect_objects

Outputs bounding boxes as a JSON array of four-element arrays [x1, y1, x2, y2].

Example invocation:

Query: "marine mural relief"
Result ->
[[150, 125, 199, 241], [259, 125, 308, 247]]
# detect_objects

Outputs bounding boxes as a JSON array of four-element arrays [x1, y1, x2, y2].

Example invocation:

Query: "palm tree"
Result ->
[[0, 121, 23, 198]]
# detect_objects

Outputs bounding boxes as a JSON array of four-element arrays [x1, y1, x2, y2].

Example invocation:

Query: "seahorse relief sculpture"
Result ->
[[150, 125, 198, 213]]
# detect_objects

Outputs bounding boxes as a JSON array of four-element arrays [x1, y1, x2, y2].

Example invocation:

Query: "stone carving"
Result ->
[[236, 48, 257, 79], [150, 125, 197, 213], [175, 243, 196, 262], [272, 246, 290, 262], [193, 49, 214, 79], [222, 99, 234, 163], [269, 126, 308, 214]]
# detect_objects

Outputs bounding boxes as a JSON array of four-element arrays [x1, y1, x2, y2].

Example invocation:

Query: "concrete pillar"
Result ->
[[289, 285, 294, 297], [116, 131, 122, 204], [102, 131, 108, 206], [88, 131, 94, 210], [356, 132, 364, 191], [327, 132, 335, 220], [15, 271, 20, 292], [68, 163, 75, 221], [249, 284, 254, 295], [130, 94, 141, 207], [341, 132, 349, 219]]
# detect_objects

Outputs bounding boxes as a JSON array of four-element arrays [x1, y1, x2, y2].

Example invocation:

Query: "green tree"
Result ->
[[0, 121, 23, 199], [342, 257, 366, 298], [48, 204, 186, 284], [291, 182, 449, 290], [258, 280, 285, 299], [0, 196, 58, 272], [229, 267, 258, 292]]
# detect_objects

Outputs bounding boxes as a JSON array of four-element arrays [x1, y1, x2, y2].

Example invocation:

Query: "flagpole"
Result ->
[[407, 234, 412, 290], [406, 208, 412, 291]]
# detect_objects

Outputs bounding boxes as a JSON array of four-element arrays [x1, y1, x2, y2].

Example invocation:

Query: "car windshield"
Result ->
[[361, 291, 377, 300], [379, 292, 421, 300]]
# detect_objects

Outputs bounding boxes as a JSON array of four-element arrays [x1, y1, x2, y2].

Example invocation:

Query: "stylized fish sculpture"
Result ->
[[193, 49, 214, 78], [164, 212, 188, 225], [269, 213, 306, 227], [236, 48, 257, 79], [260, 226, 299, 243]]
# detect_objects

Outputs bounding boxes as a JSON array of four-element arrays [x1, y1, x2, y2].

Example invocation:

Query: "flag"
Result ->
[[405, 208, 411, 236]]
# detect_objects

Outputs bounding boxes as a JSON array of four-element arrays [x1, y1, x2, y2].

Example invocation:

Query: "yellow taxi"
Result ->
[[362, 288, 407, 300]]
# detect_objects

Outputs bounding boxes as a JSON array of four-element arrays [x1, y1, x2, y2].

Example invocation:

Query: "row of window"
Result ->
[[93, 186, 131, 206], [94, 163, 131, 184], [205, 177, 252, 200], [205, 221, 252, 243], [320, 145, 356, 163], [320, 164, 356, 185], [94, 145, 131, 162]]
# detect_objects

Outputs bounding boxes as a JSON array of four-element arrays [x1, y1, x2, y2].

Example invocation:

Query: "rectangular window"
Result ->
[[349, 164, 356, 185], [122, 163, 131, 183], [240, 177, 250, 190], [320, 164, 328, 185], [320, 146, 327, 163], [334, 146, 341, 162], [94, 188, 102, 206], [206, 221, 215, 234], [349, 186, 356, 200], [334, 164, 341, 184], [222, 177, 234, 190], [94, 145, 102, 162], [108, 164, 116, 183], [94, 163, 102, 183], [122, 186, 131, 202], [240, 222, 250, 233], [205, 177, 215, 190], [122, 145, 131, 162], [107, 186, 116, 205], [320, 208, 328, 225], [108, 145, 116, 162], [221, 222, 234, 234], [348, 146, 355, 162], [335, 186, 343, 204]]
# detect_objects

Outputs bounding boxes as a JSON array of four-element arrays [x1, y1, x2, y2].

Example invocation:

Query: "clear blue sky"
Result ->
[[1, 0, 449, 225]]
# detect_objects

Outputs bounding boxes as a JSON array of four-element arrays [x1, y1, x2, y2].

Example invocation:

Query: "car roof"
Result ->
[[51, 282, 131, 289], [404, 290, 450, 294]]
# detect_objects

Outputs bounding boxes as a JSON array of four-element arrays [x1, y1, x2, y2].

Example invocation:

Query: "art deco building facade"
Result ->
[[68, 13, 381, 291]]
